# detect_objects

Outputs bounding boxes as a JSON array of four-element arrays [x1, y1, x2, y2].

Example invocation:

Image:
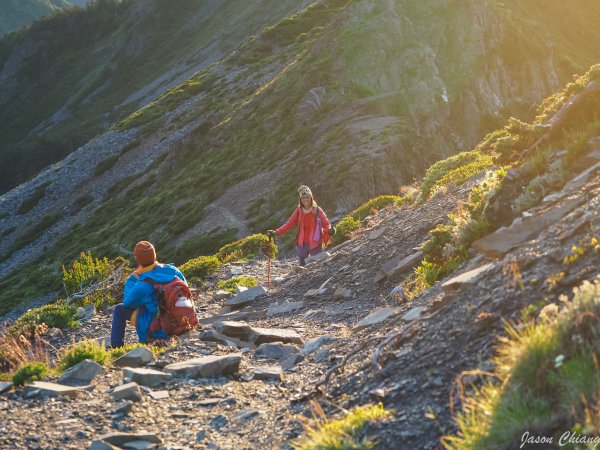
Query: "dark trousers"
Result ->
[[295, 243, 322, 266], [111, 304, 134, 348]]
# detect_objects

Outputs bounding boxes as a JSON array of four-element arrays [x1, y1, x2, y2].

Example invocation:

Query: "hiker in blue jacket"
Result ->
[[110, 240, 187, 348]]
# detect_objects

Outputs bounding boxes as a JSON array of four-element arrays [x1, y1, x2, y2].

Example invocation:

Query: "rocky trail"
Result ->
[[1, 160, 600, 449]]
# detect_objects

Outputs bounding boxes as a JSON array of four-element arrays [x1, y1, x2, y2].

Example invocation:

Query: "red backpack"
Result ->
[[146, 277, 199, 337]]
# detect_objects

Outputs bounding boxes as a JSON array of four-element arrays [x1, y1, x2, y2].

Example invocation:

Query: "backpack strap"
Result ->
[[295, 207, 301, 241]]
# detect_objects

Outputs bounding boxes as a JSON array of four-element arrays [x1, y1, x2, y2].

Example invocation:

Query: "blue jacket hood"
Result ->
[[138, 263, 186, 284]]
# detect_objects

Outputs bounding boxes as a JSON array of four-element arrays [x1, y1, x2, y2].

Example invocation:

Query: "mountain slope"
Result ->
[[2, 0, 600, 312], [0, 0, 311, 194], [0, 0, 80, 37]]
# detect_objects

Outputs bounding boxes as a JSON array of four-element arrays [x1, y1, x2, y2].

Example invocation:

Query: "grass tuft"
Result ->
[[293, 401, 393, 450], [217, 276, 257, 293], [442, 278, 600, 449], [12, 362, 49, 387]]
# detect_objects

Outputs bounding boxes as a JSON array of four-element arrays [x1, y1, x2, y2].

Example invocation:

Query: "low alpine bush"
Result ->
[[180, 255, 221, 279], [215, 233, 277, 263], [12, 362, 49, 387], [9, 302, 78, 337], [58, 339, 109, 372]]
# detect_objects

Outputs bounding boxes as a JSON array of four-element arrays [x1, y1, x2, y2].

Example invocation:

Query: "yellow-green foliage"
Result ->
[[443, 278, 600, 449], [106, 343, 160, 361], [412, 170, 505, 294], [535, 63, 600, 124], [12, 362, 49, 387], [58, 341, 161, 373], [218, 276, 257, 293], [62, 251, 126, 308], [9, 302, 78, 337], [58, 339, 110, 371], [215, 233, 277, 263], [180, 255, 221, 279], [333, 215, 361, 246], [332, 195, 404, 246], [293, 402, 393, 450], [419, 150, 495, 201], [562, 237, 600, 265]]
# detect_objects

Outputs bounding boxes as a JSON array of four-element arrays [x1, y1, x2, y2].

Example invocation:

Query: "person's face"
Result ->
[[301, 194, 312, 208]]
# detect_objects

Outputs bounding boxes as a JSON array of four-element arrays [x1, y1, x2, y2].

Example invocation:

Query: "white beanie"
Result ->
[[298, 185, 313, 197]]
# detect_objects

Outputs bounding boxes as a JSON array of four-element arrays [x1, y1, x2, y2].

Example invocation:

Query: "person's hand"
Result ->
[[329, 226, 336, 236], [267, 230, 276, 239], [132, 267, 141, 279]]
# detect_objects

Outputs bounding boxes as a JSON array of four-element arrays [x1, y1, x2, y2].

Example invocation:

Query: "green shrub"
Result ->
[[332, 215, 360, 246], [293, 403, 393, 450], [215, 233, 277, 263], [331, 195, 404, 246], [180, 255, 221, 279], [419, 151, 494, 201], [107, 343, 164, 361], [62, 251, 127, 308], [217, 276, 257, 293], [12, 362, 49, 386], [58, 339, 109, 372], [10, 302, 78, 337]]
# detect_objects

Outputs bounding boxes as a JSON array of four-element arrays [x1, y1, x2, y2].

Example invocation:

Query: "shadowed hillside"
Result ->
[[0, 0, 310, 193], [0, 0, 87, 37]]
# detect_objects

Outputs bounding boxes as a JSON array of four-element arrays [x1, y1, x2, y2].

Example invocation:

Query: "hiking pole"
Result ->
[[267, 234, 273, 289]]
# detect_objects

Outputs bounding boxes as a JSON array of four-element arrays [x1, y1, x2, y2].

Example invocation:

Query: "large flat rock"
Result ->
[[163, 354, 242, 378], [440, 263, 495, 292], [472, 196, 585, 257], [122, 367, 172, 387], [113, 347, 154, 368], [58, 359, 103, 385], [224, 286, 268, 307], [250, 328, 303, 345], [200, 309, 266, 326], [253, 366, 283, 381], [374, 252, 423, 283], [111, 382, 143, 402], [213, 321, 253, 340], [353, 308, 401, 332], [24, 381, 88, 398], [255, 342, 301, 360]]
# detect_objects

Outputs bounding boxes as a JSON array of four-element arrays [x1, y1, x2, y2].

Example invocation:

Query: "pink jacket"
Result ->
[[276, 206, 331, 248]]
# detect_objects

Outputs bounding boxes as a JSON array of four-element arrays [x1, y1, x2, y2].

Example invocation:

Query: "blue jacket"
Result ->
[[123, 263, 186, 343]]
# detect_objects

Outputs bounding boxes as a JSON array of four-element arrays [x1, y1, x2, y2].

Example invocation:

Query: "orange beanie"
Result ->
[[133, 241, 156, 266]]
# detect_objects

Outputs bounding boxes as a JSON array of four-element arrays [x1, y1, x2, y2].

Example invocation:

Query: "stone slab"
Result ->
[[352, 308, 401, 332], [163, 354, 242, 378]]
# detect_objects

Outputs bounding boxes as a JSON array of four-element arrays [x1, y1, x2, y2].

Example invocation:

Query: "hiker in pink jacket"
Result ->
[[268, 185, 334, 265]]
